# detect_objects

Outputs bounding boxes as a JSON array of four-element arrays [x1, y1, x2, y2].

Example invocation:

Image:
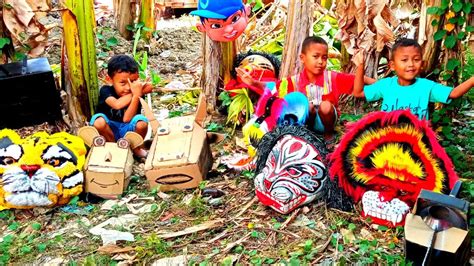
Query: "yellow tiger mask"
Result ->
[[0, 129, 86, 210]]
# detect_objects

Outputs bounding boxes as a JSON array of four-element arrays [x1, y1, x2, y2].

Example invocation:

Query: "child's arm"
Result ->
[[449, 77, 474, 99], [123, 79, 144, 122], [364, 76, 376, 85], [352, 50, 366, 98], [105, 94, 133, 110], [352, 64, 366, 98]]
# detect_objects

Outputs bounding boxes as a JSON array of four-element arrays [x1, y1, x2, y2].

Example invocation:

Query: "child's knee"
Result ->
[[93, 117, 108, 130], [319, 101, 334, 115], [135, 121, 148, 131]]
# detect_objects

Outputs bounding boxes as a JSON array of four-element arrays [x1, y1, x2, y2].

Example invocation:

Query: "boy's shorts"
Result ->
[[90, 113, 148, 140], [312, 104, 338, 133]]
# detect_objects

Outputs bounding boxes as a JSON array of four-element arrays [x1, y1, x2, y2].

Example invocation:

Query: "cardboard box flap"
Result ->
[[151, 116, 206, 167], [88, 143, 131, 168], [404, 213, 468, 253], [194, 94, 207, 128]]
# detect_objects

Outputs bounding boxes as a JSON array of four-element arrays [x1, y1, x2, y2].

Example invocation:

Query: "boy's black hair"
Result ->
[[107, 55, 139, 78], [391, 38, 422, 59], [301, 36, 328, 54]]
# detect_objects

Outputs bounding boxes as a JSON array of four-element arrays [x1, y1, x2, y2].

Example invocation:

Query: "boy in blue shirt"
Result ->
[[353, 38, 474, 120]]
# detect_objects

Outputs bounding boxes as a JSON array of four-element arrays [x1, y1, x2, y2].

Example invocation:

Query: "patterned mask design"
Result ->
[[255, 126, 328, 214], [329, 110, 458, 226], [0, 129, 86, 210]]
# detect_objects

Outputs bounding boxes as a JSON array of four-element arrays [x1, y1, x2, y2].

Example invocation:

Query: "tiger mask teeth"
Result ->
[[361, 191, 410, 226]]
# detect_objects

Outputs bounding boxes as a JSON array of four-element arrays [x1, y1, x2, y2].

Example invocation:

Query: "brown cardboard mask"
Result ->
[[78, 126, 143, 199], [143, 95, 223, 191]]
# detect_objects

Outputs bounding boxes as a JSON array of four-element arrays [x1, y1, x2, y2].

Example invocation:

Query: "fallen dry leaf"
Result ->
[[8, 0, 34, 27]]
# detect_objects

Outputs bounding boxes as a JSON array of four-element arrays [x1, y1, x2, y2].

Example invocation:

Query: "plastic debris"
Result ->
[[89, 214, 139, 245]]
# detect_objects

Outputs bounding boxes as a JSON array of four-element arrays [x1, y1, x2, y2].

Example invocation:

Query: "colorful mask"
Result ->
[[0, 129, 86, 210], [278, 92, 309, 126], [242, 88, 284, 157], [227, 51, 281, 95], [254, 126, 328, 214], [329, 110, 458, 227], [191, 0, 250, 42]]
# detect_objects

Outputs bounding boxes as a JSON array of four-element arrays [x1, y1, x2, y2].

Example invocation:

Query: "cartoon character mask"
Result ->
[[0, 129, 86, 210], [236, 55, 277, 89], [329, 110, 458, 227], [191, 0, 250, 42], [254, 126, 328, 214], [227, 51, 281, 96]]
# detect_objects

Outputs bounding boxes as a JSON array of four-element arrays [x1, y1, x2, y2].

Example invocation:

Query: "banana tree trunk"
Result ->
[[418, 0, 442, 74], [200, 36, 236, 111], [280, 0, 314, 77], [139, 0, 155, 40], [61, 0, 98, 131], [113, 0, 136, 40]]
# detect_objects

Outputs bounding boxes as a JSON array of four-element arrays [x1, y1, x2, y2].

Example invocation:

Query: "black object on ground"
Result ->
[[0, 58, 62, 129]]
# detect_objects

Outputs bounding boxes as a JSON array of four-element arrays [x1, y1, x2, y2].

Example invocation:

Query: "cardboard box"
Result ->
[[144, 95, 219, 191], [78, 127, 143, 199], [404, 184, 470, 265]]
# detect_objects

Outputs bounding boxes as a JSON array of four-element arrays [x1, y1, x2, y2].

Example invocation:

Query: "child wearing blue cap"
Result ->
[[190, 0, 250, 42]]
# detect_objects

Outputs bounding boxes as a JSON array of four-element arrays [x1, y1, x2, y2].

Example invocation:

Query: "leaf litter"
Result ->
[[3, 4, 465, 265]]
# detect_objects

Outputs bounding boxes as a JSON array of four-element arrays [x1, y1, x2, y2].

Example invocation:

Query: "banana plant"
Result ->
[[62, 0, 98, 124]]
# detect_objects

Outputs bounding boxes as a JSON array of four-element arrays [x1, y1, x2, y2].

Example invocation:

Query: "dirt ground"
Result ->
[[1, 7, 465, 266]]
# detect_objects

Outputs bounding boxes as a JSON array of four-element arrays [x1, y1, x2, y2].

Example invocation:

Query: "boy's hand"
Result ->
[[129, 78, 143, 97], [352, 50, 365, 66], [236, 67, 255, 86], [142, 82, 153, 94]]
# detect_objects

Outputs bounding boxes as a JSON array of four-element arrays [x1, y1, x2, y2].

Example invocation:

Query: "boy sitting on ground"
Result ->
[[353, 38, 474, 120], [90, 55, 152, 158], [239, 36, 375, 138]]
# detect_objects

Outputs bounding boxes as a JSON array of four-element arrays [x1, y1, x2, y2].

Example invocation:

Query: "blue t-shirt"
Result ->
[[364, 77, 452, 120]]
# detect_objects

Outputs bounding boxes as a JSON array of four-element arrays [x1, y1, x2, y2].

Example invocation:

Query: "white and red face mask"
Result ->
[[254, 126, 328, 214]]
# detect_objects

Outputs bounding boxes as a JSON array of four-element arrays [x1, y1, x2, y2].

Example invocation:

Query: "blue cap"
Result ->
[[190, 0, 244, 19]]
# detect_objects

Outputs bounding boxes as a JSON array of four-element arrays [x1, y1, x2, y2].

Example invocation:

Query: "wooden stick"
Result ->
[[233, 196, 258, 219], [157, 218, 225, 239]]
